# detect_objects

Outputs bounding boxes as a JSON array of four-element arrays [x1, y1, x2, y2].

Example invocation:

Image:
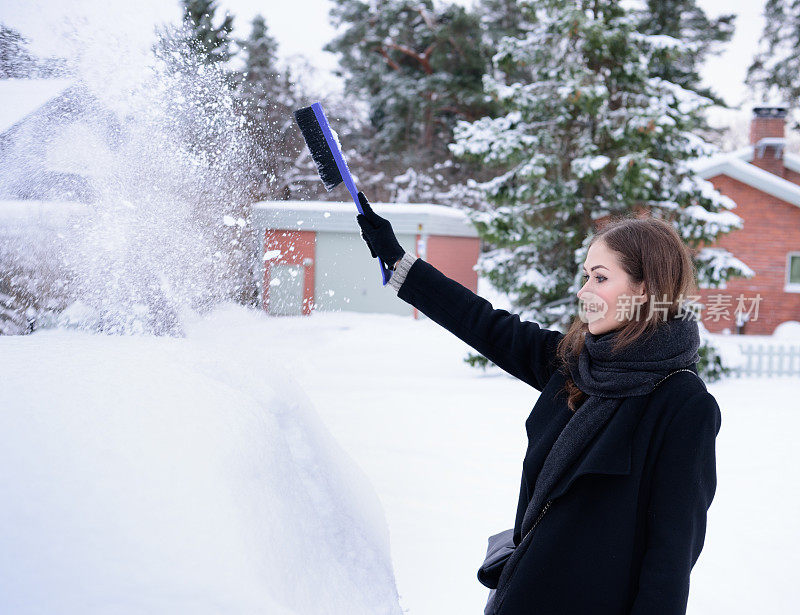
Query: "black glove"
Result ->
[[355, 192, 405, 270]]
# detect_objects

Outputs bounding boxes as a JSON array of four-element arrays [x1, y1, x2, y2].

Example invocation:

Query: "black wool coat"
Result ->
[[394, 257, 722, 615]]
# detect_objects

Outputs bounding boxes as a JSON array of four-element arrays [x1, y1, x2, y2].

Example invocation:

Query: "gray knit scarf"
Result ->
[[487, 310, 701, 615]]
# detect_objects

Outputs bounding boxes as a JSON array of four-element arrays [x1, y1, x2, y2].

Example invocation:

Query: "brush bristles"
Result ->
[[294, 106, 343, 192]]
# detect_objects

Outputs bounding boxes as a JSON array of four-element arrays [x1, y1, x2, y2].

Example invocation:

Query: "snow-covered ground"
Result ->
[[1, 305, 798, 614]]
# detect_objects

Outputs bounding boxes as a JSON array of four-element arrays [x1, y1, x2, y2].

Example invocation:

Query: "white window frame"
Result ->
[[785, 252, 800, 293]]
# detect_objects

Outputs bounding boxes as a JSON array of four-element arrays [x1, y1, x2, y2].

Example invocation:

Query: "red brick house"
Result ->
[[692, 107, 800, 335]]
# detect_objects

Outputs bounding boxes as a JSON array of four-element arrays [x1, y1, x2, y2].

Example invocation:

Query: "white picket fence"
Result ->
[[730, 343, 800, 377]]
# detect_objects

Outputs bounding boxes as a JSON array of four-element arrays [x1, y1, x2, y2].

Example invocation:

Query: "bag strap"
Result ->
[[651, 367, 704, 392], [515, 368, 701, 543]]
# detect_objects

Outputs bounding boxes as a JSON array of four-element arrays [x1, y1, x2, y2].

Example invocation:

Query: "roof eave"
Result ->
[[691, 153, 800, 209]]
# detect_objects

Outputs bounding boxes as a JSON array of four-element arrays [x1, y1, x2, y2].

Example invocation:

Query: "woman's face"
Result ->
[[577, 240, 646, 335]]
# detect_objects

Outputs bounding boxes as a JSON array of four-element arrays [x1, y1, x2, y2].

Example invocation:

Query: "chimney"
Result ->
[[750, 106, 787, 175]]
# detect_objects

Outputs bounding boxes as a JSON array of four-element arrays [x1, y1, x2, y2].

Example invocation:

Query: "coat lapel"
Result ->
[[545, 397, 639, 502]]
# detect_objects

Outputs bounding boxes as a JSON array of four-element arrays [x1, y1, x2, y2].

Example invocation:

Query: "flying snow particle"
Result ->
[[263, 249, 281, 261]]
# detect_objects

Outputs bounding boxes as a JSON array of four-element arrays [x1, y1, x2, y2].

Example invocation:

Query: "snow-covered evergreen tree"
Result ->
[[235, 21, 368, 202], [0, 25, 36, 78], [148, 10, 261, 313], [236, 15, 305, 201], [747, 0, 800, 123], [476, 0, 530, 44], [324, 0, 497, 204], [0, 24, 68, 78], [634, 0, 735, 106], [451, 0, 749, 378], [239, 15, 278, 84], [180, 0, 235, 65]]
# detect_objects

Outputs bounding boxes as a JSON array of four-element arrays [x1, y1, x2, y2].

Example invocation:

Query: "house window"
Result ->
[[786, 252, 800, 292]]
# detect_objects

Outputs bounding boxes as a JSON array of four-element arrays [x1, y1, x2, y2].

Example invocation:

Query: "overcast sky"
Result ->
[[0, 0, 771, 118]]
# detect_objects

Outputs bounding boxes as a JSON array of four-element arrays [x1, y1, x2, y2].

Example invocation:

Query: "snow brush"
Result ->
[[293, 102, 392, 286]]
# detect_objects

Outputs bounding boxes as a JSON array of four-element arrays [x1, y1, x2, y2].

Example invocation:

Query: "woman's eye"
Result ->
[[581, 274, 606, 283]]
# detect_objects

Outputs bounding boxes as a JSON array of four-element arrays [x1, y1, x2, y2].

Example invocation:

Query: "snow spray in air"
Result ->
[[0, 14, 259, 335]]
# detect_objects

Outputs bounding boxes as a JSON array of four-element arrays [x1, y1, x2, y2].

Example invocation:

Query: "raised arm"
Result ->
[[388, 251, 564, 391], [631, 390, 722, 614], [354, 192, 563, 390]]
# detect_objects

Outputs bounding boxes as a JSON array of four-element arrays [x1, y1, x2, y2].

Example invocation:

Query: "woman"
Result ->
[[356, 192, 722, 615]]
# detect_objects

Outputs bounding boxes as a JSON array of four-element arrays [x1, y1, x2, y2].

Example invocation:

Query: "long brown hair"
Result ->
[[556, 214, 699, 412]]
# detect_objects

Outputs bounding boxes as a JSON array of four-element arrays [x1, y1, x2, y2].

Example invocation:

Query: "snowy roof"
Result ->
[[0, 78, 73, 135], [755, 137, 786, 147], [252, 200, 479, 238], [784, 151, 800, 174], [690, 145, 800, 210]]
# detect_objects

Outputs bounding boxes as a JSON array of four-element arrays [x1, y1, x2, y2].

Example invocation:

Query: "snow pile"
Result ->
[[0, 305, 402, 615], [773, 321, 800, 340]]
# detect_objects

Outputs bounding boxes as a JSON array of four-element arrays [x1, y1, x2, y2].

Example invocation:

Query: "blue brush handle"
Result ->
[[310, 102, 392, 286]]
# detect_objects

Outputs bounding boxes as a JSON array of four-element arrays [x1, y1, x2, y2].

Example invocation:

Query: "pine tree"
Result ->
[[236, 15, 311, 201], [0, 24, 68, 78], [148, 7, 262, 312], [240, 15, 279, 84], [0, 25, 36, 78], [180, 0, 235, 65], [451, 0, 747, 380], [634, 0, 735, 105], [324, 0, 497, 204], [477, 0, 530, 43], [237, 14, 285, 200], [747, 0, 800, 122], [153, 1, 235, 78]]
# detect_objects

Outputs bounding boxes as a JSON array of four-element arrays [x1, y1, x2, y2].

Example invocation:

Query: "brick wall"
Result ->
[[750, 148, 785, 176], [782, 167, 800, 187], [698, 175, 800, 334]]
